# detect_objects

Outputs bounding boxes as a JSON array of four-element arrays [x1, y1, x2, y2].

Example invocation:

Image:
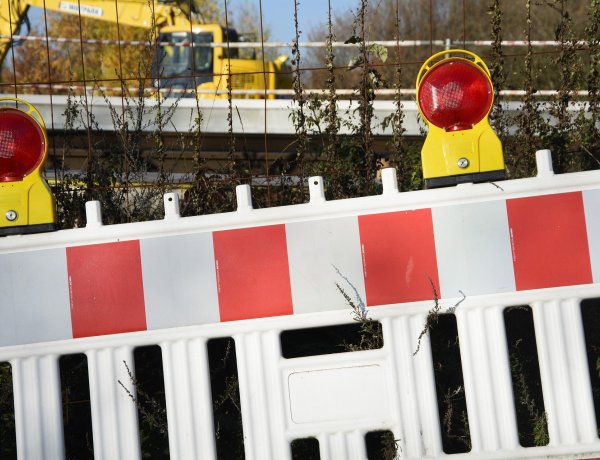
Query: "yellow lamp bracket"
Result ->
[[416, 49, 506, 188], [0, 97, 57, 236]]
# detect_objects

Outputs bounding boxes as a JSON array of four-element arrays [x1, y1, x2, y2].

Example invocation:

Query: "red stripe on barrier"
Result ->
[[66, 241, 147, 338], [359, 209, 439, 306], [507, 192, 593, 290], [213, 225, 293, 321]]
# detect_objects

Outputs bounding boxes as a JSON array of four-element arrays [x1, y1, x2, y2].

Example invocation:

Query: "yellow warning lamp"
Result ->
[[0, 98, 56, 235], [416, 49, 505, 188]]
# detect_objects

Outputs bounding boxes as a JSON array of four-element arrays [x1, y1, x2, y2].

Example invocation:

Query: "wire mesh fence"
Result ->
[[0, 0, 598, 226]]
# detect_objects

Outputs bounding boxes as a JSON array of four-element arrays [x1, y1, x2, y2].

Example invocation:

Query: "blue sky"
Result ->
[[26, 0, 360, 43], [246, 0, 359, 42]]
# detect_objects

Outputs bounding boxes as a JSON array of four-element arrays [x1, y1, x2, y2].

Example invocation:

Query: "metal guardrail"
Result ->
[[3, 94, 591, 136]]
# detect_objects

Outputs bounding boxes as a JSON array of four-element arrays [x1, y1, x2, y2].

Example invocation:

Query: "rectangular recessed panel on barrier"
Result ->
[[288, 365, 389, 424]]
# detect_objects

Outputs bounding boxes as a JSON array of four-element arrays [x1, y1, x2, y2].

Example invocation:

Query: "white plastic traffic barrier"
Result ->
[[1, 150, 599, 459]]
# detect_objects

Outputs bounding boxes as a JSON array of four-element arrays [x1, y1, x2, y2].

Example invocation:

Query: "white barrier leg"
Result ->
[[235, 330, 291, 460], [161, 338, 217, 460], [12, 355, 65, 460], [87, 347, 140, 460], [533, 299, 597, 445]]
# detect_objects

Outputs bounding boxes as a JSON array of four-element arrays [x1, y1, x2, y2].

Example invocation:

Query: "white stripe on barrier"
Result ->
[[0, 250, 71, 346], [286, 217, 365, 314], [140, 233, 220, 329], [433, 200, 516, 298], [583, 189, 600, 283]]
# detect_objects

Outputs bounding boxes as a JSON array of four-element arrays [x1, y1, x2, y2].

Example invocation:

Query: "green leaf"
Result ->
[[368, 43, 388, 63]]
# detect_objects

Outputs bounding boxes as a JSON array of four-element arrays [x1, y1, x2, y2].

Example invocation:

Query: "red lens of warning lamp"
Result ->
[[0, 108, 46, 182], [418, 60, 493, 132]]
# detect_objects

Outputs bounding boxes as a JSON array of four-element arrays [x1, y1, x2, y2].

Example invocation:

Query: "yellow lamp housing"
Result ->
[[416, 49, 505, 188], [0, 98, 57, 236]]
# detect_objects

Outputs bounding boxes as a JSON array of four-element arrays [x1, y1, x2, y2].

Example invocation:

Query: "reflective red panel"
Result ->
[[0, 109, 45, 182], [418, 60, 493, 131]]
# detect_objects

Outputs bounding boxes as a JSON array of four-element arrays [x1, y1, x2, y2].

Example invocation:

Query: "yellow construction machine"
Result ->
[[0, 0, 291, 97]]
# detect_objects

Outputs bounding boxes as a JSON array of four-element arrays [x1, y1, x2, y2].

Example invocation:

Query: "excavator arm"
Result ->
[[0, 0, 195, 63]]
